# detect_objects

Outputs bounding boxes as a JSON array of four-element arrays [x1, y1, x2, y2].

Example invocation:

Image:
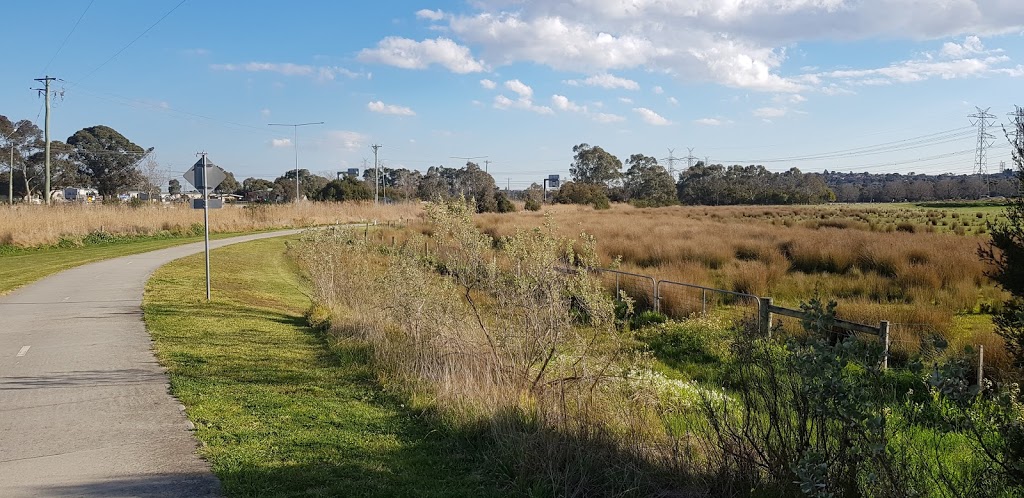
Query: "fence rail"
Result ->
[[583, 267, 894, 369]]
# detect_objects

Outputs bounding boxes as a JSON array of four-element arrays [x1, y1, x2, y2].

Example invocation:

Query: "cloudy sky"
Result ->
[[1, 1, 1022, 187]]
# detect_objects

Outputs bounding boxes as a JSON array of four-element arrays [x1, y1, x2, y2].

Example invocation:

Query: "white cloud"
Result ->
[[591, 112, 625, 124], [358, 36, 487, 73], [480, 78, 496, 89], [210, 62, 367, 81], [618, 97, 633, 104], [493, 93, 553, 115], [491, 79, 554, 114], [182, 48, 209, 57], [817, 56, 1006, 85], [416, 9, 445, 21], [271, 138, 292, 148], [325, 131, 369, 151], [753, 106, 788, 118], [552, 94, 586, 112], [260, 108, 271, 118], [505, 79, 533, 99], [633, 107, 671, 125], [361, 3, 1024, 93], [940, 35, 985, 59], [652, 86, 664, 94], [695, 117, 724, 126], [667, 96, 679, 105], [565, 73, 639, 90], [493, 94, 514, 109], [367, 100, 416, 116]]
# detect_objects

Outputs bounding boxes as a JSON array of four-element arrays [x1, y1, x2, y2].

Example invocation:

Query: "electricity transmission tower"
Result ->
[[969, 107, 996, 180], [684, 147, 698, 170], [1009, 107, 1024, 156], [661, 148, 682, 177]]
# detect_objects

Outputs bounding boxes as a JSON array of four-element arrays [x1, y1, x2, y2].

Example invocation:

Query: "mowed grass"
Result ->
[[143, 236, 500, 497], [0, 232, 248, 295]]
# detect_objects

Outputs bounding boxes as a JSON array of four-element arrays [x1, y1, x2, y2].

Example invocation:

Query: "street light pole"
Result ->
[[268, 121, 323, 202]]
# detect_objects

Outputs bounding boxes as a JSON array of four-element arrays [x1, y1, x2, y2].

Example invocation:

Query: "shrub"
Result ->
[[524, 197, 541, 211]]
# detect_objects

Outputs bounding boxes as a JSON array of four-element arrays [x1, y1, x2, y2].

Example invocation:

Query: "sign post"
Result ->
[[182, 154, 227, 300]]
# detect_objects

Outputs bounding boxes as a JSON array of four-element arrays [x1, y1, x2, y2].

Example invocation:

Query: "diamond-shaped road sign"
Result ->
[[183, 158, 227, 192]]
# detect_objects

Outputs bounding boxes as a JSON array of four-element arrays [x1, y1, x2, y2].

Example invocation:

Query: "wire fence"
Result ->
[[657, 280, 761, 333]]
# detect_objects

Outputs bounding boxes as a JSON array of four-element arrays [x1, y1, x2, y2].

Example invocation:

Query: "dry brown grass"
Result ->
[[475, 203, 1005, 359], [0, 202, 423, 247]]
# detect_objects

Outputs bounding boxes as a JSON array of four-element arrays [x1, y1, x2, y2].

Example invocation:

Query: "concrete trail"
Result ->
[[0, 230, 302, 497]]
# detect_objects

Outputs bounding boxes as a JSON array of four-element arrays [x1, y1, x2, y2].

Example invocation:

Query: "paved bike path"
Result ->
[[0, 231, 301, 497]]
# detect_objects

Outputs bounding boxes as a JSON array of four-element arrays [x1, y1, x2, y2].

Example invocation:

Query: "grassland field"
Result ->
[[143, 236, 502, 497], [0, 199, 1012, 371]]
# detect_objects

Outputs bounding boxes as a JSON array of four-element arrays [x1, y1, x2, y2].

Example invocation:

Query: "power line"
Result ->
[[70, 0, 188, 87], [714, 128, 975, 164], [42, 0, 94, 74]]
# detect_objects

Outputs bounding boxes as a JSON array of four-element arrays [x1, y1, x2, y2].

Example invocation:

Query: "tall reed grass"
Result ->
[[0, 202, 422, 247], [293, 202, 715, 495], [475, 203, 1005, 366]]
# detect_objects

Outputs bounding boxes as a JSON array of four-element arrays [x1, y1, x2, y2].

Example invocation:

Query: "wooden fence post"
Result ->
[[977, 344, 985, 389], [759, 297, 772, 338], [879, 321, 890, 371]]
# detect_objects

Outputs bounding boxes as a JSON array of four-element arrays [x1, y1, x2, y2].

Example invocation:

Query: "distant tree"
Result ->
[[553, 181, 611, 209], [623, 154, 676, 207], [67, 125, 150, 198], [417, 167, 448, 200], [980, 106, 1024, 369], [570, 143, 622, 186], [274, 169, 329, 201], [216, 171, 241, 195], [1, 116, 43, 200], [241, 177, 274, 195], [318, 177, 371, 202], [168, 178, 181, 195], [677, 163, 726, 205], [389, 168, 422, 201]]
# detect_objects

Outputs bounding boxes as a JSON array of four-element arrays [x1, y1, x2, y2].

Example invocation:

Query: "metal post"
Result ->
[[8, 143, 13, 205], [879, 321, 890, 370], [202, 154, 211, 301], [293, 126, 298, 201], [268, 122, 323, 203], [759, 297, 773, 337], [615, 273, 620, 297], [701, 289, 707, 317], [977, 344, 985, 389]]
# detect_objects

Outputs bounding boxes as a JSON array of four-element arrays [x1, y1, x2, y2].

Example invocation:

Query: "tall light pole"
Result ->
[[3, 124, 20, 206], [269, 121, 323, 202]]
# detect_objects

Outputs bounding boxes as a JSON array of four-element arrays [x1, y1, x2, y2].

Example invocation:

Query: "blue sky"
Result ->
[[1, 0, 1022, 189]]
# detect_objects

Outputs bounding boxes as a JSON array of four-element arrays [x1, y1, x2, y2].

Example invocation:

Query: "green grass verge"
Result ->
[[0, 231, 256, 296], [143, 236, 500, 497]]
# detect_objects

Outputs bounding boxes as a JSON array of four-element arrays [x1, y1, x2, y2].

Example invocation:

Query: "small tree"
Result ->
[[980, 106, 1024, 369]]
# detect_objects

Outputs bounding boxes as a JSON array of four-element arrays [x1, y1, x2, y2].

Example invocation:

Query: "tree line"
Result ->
[[552, 142, 1015, 208]]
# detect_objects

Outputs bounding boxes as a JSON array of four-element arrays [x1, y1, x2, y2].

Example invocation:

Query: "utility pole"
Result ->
[[969, 107, 996, 189], [371, 144, 382, 205], [33, 76, 58, 205], [484, 159, 492, 174], [268, 121, 323, 202], [3, 124, 20, 206]]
